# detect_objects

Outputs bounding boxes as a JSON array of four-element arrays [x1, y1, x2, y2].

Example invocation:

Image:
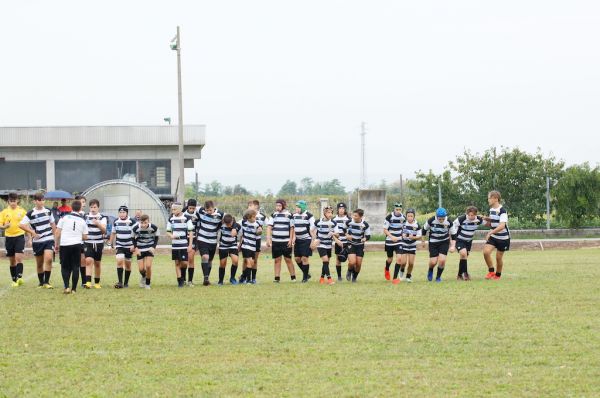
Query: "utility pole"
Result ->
[[438, 180, 442, 208], [399, 174, 404, 204], [546, 176, 551, 230], [360, 122, 367, 189], [171, 26, 185, 204]]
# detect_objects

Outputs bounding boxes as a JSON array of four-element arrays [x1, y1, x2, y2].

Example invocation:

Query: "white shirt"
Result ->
[[57, 213, 89, 246]]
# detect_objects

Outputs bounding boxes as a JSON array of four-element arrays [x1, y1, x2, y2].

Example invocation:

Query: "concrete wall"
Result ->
[[357, 189, 387, 234]]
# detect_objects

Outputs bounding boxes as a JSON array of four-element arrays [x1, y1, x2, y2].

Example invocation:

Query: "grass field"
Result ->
[[1, 249, 599, 397]]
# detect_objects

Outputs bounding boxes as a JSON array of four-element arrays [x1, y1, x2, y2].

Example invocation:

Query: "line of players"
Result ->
[[2, 190, 509, 292]]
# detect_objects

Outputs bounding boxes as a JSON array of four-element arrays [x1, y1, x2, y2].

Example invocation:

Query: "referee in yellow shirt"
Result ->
[[0, 192, 27, 287]]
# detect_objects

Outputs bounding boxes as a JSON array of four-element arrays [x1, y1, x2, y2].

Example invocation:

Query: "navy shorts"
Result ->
[[385, 244, 402, 257], [197, 242, 217, 261], [218, 248, 239, 260], [348, 244, 365, 258], [136, 251, 154, 261], [271, 241, 292, 259], [294, 239, 312, 258], [242, 248, 256, 259], [486, 237, 510, 252], [428, 241, 450, 258], [5, 236, 25, 257], [317, 248, 332, 258], [116, 247, 133, 260], [85, 243, 104, 261], [455, 239, 473, 254], [32, 240, 54, 257], [172, 249, 188, 262]]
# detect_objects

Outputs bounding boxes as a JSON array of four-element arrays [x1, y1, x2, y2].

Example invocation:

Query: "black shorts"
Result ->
[[271, 241, 292, 259], [317, 248, 332, 258], [385, 244, 402, 257], [348, 244, 365, 258], [197, 242, 217, 261], [429, 241, 450, 258], [172, 249, 188, 261], [294, 239, 313, 258], [32, 240, 54, 257], [255, 239, 262, 253], [136, 250, 154, 260], [400, 245, 417, 255], [455, 239, 473, 254], [334, 243, 347, 255], [486, 237, 510, 252], [219, 248, 239, 260], [84, 243, 104, 261], [116, 247, 133, 260], [5, 235, 25, 257], [242, 248, 256, 259]]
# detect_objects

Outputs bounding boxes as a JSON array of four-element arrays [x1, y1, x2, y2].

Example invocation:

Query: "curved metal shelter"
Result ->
[[82, 180, 169, 230]]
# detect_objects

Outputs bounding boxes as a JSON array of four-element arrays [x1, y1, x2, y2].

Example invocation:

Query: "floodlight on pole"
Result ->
[[170, 26, 185, 204]]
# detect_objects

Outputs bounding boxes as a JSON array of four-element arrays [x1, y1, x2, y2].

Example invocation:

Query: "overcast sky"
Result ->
[[2, 1, 599, 193]]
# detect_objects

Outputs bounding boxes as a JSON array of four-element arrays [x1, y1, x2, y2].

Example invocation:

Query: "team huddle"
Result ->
[[0, 190, 510, 294]]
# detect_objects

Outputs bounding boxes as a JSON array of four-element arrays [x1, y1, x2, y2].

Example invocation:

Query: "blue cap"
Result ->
[[436, 207, 447, 217]]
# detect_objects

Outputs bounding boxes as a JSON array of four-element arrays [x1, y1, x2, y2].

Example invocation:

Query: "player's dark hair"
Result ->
[[223, 214, 233, 224], [140, 214, 149, 222], [488, 191, 502, 202], [71, 200, 82, 212], [33, 192, 44, 201], [466, 206, 478, 214], [7, 192, 18, 201], [204, 200, 215, 209], [75, 195, 85, 201], [89, 199, 100, 207], [353, 208, 364, 217], [187, 199, 197, 207]]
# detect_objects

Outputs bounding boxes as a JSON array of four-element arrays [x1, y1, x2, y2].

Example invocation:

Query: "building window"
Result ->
[[0, 161, 46, 191], [55, 160, 136, 193], [137, 160, 171, 195]]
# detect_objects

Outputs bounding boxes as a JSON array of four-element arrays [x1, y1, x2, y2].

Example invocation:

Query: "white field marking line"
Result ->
[[0, 273, 38, 299]]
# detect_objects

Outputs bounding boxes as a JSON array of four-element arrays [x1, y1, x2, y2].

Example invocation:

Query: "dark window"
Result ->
[[0, 161, 46, 190], [55, 161, 136, 193]]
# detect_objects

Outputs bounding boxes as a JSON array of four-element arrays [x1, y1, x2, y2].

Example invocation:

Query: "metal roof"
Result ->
[[0, 125, 205, 147]]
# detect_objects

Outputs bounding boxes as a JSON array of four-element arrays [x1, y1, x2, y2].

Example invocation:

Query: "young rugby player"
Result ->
[[292, 200, 316, 283], [132, 214, 159, 289], [345, 208, 371, 282], [75, 195, 87, 286], [383, 202, 405, 281], [0, 193, 27, 287], [332, 202, 350, 282], [110, 206, 136, 289], [195, 201, 224, 286], [248, 200, 266, 271], [166, 202, 195, 287], [452, 206, 483, 281], [217, 214, 241, 285], [422, 208, 456, 282], [266, 199, 296, 283], [55, 200, 88, 294], [184, 199, 199, 285], [83, 199, 107, 288], [238, 209, 262, 284], [312, 206, 336, 285], [19, 192, 56, 288], [393, 208, 421, 284], [483, 191, 510, 280]]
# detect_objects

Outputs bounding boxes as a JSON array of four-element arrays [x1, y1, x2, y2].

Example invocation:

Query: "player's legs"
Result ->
[[144, 256, 153, 288], [435, 254, 447, 281], [284, 256, 296, 280], [495, 250, 505, 275], [35, 255, 44, 286], [483, 243, 496, 278], [43, 249, 53, 286]]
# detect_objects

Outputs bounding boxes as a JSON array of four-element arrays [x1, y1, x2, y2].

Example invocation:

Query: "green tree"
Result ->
[[413, 169, 462, 215], [554, 163, 600, 228], [278, 180, 298, 196]]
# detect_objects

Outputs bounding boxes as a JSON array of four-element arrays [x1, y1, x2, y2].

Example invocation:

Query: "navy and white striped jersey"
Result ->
[[84, 213, 107, 244], [423, 216, 455, 243], [313, 218, 337, 249], [166, 214, 194, 250], [184, 209, 199, 231], [453, 215, 483, 242], [333, 215, 350, 245], [267, 211, 294, 243], [292, 211, 315, 241], [219, 222, 241, 250], [240, 220, 261, 252], [20, 207, 55, 243], [132, 223, 159, 252], [346, 220, 371, 246], [383, 211, 406, 247], [112, 217, 136, 248], [256, 211, 267, 243], [489, 206, 510, 240], [195, 207, 224, 245], [401, 221, 422, 251]]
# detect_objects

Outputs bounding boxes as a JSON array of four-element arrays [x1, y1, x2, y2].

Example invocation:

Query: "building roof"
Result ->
[[0, 125, 205, 148]]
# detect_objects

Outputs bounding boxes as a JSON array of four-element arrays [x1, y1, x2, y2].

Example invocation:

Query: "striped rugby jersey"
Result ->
[[332, 215, 350, 245], [346, 219, 371, 246], [267, 211, 294, 243], [292, 211, 315, 241], [383, 211, 406, 247], [240, 220, 261, 251], [489, 206, 510, 240], [132, 223, 159, 252], [422, 216, 455, 243], [84, 213, 107, 244], [313, 218, 337, 249], [20, 207, 55, 243], [452, 215, 483, 243], [184, 209, 199, 231], [112, 217, 136, 248], [195, 207, 224, 245], [401, 221, 422, 251], [166, 214, 194, 250], [219, 222, 241, 250]]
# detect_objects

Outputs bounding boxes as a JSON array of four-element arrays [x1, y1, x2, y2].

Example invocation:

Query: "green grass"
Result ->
[[1, 249, 599, 397]]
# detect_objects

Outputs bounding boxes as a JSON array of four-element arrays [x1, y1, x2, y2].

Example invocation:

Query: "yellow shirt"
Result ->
[[0, 206, 27, 237]]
